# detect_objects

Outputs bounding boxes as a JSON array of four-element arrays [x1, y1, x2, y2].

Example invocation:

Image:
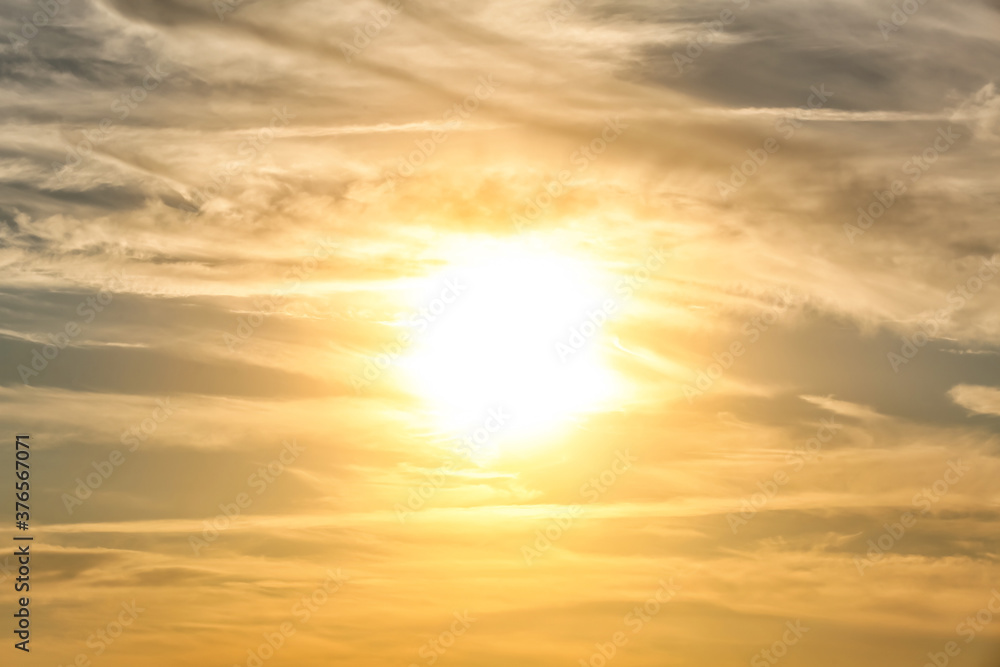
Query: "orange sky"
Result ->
[[2, 0, 1000, 666]]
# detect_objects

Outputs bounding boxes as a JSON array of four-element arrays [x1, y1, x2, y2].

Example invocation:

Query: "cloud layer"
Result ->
[[2, 0, 1000, 665]]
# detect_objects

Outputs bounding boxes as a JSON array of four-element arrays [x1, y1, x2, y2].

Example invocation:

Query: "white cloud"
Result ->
[[949, 383, 1000, 416]]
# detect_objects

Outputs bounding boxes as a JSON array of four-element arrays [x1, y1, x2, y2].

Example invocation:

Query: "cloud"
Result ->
[[3, 0, 1000, 665], [950, 383, 1000, 416], [952, 81, 1000, 140]]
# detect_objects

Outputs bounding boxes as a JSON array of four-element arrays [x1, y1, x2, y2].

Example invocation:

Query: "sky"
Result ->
[[2, 0, 1000, 665]]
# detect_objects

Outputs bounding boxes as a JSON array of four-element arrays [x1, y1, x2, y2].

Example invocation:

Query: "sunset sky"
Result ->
[[2, 0, 1000, 665]]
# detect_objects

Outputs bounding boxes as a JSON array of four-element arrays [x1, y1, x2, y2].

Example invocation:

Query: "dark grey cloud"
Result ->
[[0, 332, 343, 396], [670, 311, 1000, 429], [618, 0, 1000, 112]]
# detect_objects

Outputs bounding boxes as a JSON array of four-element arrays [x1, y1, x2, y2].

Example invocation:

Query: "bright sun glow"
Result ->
[[399, 241, 622, 453]]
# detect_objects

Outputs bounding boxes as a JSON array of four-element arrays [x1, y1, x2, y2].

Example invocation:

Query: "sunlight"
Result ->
[[399, 240, 622, 453]]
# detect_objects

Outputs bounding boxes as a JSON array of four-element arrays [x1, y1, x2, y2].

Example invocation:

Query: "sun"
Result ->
[[398, 240, 622, 455]]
